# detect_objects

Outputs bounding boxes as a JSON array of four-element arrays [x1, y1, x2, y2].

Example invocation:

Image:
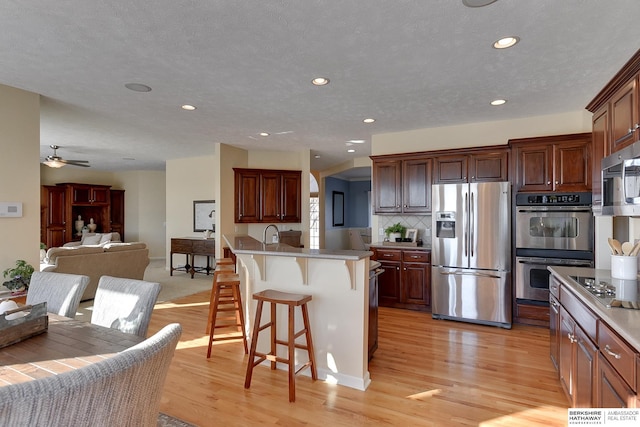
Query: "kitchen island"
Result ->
[[224, 234, 373, 391]]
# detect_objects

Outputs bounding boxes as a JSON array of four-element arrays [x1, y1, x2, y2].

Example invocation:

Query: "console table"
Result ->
[[170, 237, 215, 278]]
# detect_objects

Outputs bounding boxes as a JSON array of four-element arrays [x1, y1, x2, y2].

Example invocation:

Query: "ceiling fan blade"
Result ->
[[60, 159, 91, 167]]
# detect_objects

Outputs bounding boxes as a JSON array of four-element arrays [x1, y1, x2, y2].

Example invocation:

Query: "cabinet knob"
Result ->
[[547, 181, 551, 185], [555, 181, 559, 185], [396, 267, 400, 270]]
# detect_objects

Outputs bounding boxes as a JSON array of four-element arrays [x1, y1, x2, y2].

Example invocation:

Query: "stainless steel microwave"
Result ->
[[602, 140, 640, 216]]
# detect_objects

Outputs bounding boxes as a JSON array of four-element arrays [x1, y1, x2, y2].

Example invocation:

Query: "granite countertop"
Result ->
[[548, 266, 640, 351], [224, 234, 372, 261], [368, 243, 431, 251]]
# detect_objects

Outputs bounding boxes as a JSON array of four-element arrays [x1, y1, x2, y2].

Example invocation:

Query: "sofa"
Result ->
[[40, 241, 149, 301]]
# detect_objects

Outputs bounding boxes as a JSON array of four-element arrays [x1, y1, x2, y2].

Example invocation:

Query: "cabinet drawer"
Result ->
[[402, 251, 430, 263], [171, 240, 192, 253], [192, 240, 215, 254], [559, 286, 597, 343], [376, 249, 402, 261], [598, 322, 636, 391]]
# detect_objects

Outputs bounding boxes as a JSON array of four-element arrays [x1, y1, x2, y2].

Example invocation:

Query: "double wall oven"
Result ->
[[515, 192, 594, 304]]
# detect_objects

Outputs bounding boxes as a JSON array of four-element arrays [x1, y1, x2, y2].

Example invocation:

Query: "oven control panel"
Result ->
[[515, 192, 592, 206]]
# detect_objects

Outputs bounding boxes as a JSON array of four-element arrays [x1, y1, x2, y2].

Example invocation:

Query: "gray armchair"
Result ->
[[91, 275, 161, 338], [26, 271, 89, 318], [0, 323, 182, 427]]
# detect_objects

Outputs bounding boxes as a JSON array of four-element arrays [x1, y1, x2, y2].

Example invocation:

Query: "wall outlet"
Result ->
[[378, 228, 384, 235]]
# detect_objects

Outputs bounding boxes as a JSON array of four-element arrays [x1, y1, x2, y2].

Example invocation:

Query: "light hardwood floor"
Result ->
[[149, 291, 570, 426]]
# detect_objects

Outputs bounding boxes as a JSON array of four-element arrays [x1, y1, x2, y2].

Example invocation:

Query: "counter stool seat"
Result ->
[[206, 272, 248, 357], [205, 264, 238, 334], [244, 289, 317, 402]]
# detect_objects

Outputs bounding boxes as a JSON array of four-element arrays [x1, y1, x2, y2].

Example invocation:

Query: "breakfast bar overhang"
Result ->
[[224, 234, 373, 391]]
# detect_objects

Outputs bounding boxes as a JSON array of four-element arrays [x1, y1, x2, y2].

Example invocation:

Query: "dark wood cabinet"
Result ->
[[591, 104, 610, 209], [597, 354, 636, 408], [610, 77, 639, 152], [434, 149, 508, 184], [234, 168, 301, 223], [40, 183, 124, 248], [109, 189, 125, 241], [373, 248, 430, 311], [372, 156, 431, 214], [368, 268, 379, 361], [510, 133, 592, 193], [549, 294, 560, 372], [41, 185, 67, 248]]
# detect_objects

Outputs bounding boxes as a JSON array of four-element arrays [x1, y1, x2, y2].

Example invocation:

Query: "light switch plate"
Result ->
[[0, 202, 22, 217]]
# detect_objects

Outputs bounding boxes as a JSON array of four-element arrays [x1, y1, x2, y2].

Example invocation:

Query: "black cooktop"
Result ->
[[570, 275, 640, 309]]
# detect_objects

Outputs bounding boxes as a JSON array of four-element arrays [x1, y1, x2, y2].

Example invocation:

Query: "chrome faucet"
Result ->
[[263, 224, 280, 244]]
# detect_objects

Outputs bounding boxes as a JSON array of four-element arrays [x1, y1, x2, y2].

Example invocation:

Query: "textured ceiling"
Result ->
[[1, 1, 639, 172]]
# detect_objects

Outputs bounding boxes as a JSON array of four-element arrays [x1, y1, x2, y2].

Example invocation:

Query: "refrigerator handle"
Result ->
[[470, 190, 475, 258], [438, 270, 502, 280], [464, 191, 468, 257]]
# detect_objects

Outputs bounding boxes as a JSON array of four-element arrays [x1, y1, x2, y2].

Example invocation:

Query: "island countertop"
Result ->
[[224, 234, 372, 260]]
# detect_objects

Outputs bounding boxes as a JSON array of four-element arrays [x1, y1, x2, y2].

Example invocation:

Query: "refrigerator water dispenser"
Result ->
[[435, 211, 456, 238]]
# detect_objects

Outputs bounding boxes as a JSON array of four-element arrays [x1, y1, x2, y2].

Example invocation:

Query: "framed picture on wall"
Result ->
[[193, 200, 216, 232], [332, 191, 344, 226]]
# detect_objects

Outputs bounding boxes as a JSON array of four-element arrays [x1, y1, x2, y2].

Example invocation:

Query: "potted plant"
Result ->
[[2, 260, 35, 293], [384, 222, 406, 242]]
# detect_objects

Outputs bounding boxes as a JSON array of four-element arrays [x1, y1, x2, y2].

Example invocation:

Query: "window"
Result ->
[[309, 196, 319, 249]]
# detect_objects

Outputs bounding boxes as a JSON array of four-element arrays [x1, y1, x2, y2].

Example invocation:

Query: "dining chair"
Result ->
[[91, 275, 161, 338], [0, 323, 182, 427], [26, 272, 89, 319]]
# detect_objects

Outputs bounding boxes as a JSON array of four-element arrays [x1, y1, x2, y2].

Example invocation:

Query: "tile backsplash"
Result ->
[[377, 215, 431, 244]]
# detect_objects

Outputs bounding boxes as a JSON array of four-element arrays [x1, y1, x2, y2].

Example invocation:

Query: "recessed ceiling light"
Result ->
[[181, 104, 197, 111], [493, 36, 520, 49], [314, 155, 321, 159], [491, 99, 507, 106], [259, 132, 270, 137], [363, 118, 375, 124], [462, 0, 498, 7], [311, 77, 330, 86], [125, 83, 152, 92], [347, 149, 356, 153], [348, 140, 366, 144]]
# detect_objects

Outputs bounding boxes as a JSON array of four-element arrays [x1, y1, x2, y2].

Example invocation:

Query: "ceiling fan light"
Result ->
[[44, 159, 65, 168]]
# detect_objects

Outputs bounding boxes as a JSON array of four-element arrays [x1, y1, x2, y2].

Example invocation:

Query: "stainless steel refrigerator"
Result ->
[[431, 181, 512, 328]]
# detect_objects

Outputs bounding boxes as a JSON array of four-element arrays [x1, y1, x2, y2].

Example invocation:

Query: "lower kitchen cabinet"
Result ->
[[550, 270, 639, 407], [373, 248, 431, 311]]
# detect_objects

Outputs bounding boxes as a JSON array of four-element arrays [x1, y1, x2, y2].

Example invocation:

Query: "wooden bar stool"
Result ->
[[206, 271, 248, 357], [205, 264, 237, 334], [215, 257, 235, 267], [244, 289, 317, 402]]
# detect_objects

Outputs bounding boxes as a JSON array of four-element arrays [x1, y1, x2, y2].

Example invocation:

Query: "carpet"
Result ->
[[158, 412, 198, 427]]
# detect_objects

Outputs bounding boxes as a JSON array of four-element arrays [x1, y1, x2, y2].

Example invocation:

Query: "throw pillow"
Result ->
[[82, 234, 101, 245], [99, 233, 113, 244]]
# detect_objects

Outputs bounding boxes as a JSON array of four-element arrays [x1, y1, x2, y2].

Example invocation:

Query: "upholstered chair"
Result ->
[[0, 323, 182, 427], [91, 275, 161, 338], [26, 272, 89, 319]]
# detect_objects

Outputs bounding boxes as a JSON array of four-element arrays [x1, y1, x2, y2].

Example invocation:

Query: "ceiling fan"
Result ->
[[43, 145, 90, 168]]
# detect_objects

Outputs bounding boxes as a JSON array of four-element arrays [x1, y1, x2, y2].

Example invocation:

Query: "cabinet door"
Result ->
[[109, 190, 125, 240], [71, 184, 91, 204], [554, 140, 591, 192], [610, 78, 639, 152], [368, 272, 378, 360], [559, 306, 575, 402], [402, 261, 430, 306], [280, 171, 301, 223], [434, 155, 467, 183], [574, 325, 597, 407], [378, 260, 401, 306], [42, 186, 67, 248], [90, 186, 110, 205], [514, 145, 553, 192], [597, 354, 636, 408], [235, 170, 261, 223], [373, 160, 402, 213], [402, 158, 432, 213], [260, 171, 281, 223], [592, 105, 610, 208], [470, 151, 508, 182]]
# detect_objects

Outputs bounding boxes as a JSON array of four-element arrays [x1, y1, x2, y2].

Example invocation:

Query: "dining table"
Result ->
[[0, 314, 144, 386]]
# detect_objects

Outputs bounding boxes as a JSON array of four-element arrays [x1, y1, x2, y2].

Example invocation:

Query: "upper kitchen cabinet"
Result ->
[[591, 104, 610, 209], [610, 77, 639, 152], [234, 168, 302, 223], [434, 146, 509, 184], [510, 133, 592, 193], [371, 154, 432, 214], [63, 183, 110, 205]]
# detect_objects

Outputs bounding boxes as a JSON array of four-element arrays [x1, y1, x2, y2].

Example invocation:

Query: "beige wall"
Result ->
[[165, 155, 219, 267], [0, 84, 40, 272]]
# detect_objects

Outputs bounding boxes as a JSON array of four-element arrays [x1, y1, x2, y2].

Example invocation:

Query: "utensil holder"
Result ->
[[611, 255, 638, 280]]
